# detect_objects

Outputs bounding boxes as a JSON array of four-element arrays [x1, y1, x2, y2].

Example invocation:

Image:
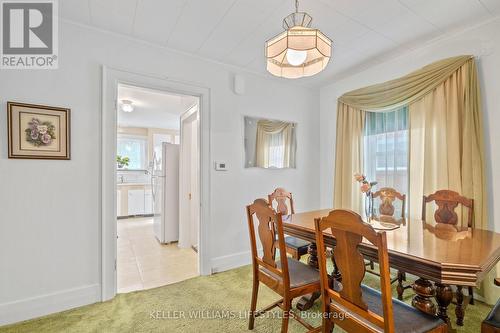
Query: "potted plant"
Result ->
[[117, 155, 130, 169]]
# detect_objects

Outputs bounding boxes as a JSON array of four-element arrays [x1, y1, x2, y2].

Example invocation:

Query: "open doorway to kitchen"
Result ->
[[116, 84, 200, 293]]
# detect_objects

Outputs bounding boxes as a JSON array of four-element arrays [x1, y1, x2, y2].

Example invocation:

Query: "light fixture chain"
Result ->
[[295, 0, 299, 13]]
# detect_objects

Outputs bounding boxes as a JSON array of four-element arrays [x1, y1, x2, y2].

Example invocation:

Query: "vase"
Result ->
[[364, 193, 373, 220]]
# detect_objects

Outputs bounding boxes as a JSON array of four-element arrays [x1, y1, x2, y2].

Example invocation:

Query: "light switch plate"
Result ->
[[215, 161, 228, 171]]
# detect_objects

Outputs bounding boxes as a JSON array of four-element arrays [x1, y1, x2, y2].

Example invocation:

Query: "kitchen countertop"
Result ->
[[117, 183, 151, 187]]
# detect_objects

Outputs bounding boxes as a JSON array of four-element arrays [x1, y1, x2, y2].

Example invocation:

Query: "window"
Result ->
[[117, 135, 147, 169], [364, 106, 409, 214]]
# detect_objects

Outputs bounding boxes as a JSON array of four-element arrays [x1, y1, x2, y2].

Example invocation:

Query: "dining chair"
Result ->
[[372, 187, 406, 219], [268, 188, 311, 260], [422, 189, 475, 305], [246, 199, 321, 333], [422, 190, 474, 227], [315, 209, 447, 333], [370, 187, 411, 300]]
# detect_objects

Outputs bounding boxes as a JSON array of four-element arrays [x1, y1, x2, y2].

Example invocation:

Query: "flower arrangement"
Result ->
[[25, 118, 56, 147], [354, 173, 378, 194], [116, 155, 130, 169], [354, 173, 378, 218]]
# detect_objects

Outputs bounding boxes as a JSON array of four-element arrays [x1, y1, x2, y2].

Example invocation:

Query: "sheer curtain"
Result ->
[[268, 131, 285, 168], [364, 107, 409, 191], [364, 106, 409, 216]]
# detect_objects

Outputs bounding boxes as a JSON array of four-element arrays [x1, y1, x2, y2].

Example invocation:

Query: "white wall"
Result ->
[[319, 17, 500, 233], [0, 21, 320, 324]]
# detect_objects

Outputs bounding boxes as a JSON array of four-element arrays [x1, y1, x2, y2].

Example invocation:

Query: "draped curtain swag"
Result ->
[[333, 55, 495, 303], [255, 119, 293, 168]]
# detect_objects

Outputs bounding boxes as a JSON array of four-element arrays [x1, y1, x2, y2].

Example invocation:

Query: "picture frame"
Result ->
[[7, 102, 71, 160]]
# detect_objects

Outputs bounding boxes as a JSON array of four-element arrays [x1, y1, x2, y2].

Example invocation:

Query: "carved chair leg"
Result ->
[[323, 318, 334, 333], [455, 286, 465, 326], [249, 278, 259, 330], [468, 286, 474, 305], [281, 298, 291, 333]]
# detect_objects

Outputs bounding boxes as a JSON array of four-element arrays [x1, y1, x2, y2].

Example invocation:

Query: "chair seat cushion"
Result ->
[[483, 299, 500, 328], [260, 258, 319, 289], [331, 285, 445, 333], [284, 236, 310, 250]]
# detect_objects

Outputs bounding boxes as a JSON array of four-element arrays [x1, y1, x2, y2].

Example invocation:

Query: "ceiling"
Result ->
[[117, 84, 198, 129], [61, 0, 500, 87]]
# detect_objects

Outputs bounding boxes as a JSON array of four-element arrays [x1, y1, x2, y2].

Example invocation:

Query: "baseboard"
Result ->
[[211, 251, 252, 273], [210, 249, 263, 274], [0, 284, 100, 326]]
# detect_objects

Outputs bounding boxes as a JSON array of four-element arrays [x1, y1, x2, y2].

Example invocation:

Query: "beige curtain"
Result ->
[[255, 120, 293, 168], [408, 61, 487, 230], [333, 102, 365, 212]]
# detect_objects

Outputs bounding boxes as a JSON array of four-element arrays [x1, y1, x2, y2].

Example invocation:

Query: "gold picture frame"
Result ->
[[7, 102, 71, 160]]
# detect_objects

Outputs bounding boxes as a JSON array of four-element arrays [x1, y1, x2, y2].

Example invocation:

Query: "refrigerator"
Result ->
[[152, 142, 180, 243]]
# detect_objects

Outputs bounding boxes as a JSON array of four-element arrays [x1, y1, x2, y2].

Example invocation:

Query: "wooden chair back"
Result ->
[[372, 187, 406, 218], [268, 188, 295, 215], [315, 209, 395, 333], [246, 199, 290, 287], [422, 190, 474, 227]]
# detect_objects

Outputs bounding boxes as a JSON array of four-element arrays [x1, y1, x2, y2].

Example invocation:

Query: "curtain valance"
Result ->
[[338, 55, 473, 110]]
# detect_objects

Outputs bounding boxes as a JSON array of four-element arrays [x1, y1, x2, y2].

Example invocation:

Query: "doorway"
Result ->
[[101, 67, 211, 301], [113, 82, 201, 293]]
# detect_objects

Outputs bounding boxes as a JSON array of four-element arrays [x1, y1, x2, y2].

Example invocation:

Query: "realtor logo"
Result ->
[[1, 0, 58, 69]]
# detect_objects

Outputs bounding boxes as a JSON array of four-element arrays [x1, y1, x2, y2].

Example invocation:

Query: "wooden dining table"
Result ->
[[281, 209, 500, 329]]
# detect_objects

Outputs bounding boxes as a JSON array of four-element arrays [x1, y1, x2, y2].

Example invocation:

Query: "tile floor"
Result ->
[[117, 217, 198, 293]]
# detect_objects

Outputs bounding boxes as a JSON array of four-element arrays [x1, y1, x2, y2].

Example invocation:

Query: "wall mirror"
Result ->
[[244, 116, 297, 169]]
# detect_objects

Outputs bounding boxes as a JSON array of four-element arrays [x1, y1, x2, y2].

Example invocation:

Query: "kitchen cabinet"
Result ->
[[117, 190, 122, 216], [128, 189, 145, 215]]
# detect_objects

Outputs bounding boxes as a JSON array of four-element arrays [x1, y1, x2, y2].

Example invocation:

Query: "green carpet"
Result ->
[[0, 265, 491, 333]]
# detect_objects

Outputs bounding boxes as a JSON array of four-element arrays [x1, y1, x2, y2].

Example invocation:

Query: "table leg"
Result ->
[[307, 242, 318, 268], [331, 248, 342, 282], [412, 278, 436, 315], [435, 283, 453, 327], [455, 286, 465, 326], [396, 271, 405, 300], [296, 242, 321, 311]]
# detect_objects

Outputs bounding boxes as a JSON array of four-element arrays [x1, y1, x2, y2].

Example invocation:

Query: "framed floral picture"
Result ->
[[7, 102, 71, 160]]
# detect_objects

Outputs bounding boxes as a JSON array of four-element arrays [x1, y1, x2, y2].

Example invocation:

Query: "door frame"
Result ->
[[101, 66, 211, 301], [179, 105, 200, 250]]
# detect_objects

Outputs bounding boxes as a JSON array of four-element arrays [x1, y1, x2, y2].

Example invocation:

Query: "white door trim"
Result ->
[[101, 66, 211, 301], [179, 106, 199, 249]]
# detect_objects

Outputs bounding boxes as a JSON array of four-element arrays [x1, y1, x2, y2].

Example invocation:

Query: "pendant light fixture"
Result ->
[[265, 0, 332, 79]]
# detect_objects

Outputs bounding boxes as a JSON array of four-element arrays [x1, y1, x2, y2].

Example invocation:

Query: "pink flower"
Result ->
[[354, 173, 365, 182], [41, 133, 52, 144], [30, 130, 39, 140], [360, 183, 371, 193]]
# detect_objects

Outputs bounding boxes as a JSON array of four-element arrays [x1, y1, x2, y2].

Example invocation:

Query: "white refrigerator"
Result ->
[[152, 143, 180, 243]]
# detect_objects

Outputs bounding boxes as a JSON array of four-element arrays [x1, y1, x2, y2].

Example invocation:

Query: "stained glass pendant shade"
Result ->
[[265, 0, 332, 79]]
